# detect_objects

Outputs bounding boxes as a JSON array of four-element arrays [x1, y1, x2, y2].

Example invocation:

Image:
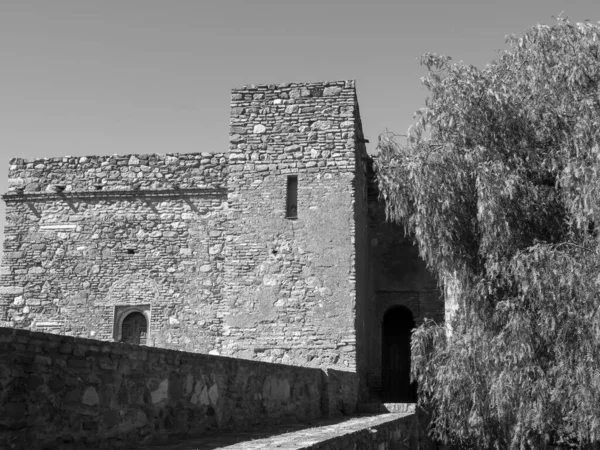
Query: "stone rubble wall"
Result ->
[[321, 368, 360, 417], [1, 151, 230, 352], [0, 327, 358, 450], [222, 80, 364, 372], [1, 188, 228, 353], [6, 152, 227, 192]]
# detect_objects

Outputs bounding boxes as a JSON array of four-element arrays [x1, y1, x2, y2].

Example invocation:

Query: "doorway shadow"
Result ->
[[382, 306, 417, 402]]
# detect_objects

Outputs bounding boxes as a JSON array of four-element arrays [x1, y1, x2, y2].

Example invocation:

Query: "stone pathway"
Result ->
[[140, 413, 413, 450]]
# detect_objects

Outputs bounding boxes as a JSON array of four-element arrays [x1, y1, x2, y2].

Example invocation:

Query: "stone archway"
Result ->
[[120, 311, 148, 345], [107, 273, 159, 305], [113, 305, 151, 344], [381, 306, 416, 402], [102, 273, 158, 342]]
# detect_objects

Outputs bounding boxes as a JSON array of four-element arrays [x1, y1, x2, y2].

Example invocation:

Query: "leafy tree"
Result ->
[[375, 17, 600, 449]]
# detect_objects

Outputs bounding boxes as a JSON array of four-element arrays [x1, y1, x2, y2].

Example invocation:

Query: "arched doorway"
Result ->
[[382, 306, 416, 402], [120, 312, 148, 345]]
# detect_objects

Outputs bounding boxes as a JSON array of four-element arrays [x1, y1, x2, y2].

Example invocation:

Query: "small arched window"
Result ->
[[120, 311, 148, 345]]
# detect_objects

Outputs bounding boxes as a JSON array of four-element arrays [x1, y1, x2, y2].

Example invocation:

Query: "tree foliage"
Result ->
[[375, 17, 600, 449]]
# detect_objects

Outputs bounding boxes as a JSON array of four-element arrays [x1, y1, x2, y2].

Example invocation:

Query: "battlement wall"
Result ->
[[0, 327, 357, 449]]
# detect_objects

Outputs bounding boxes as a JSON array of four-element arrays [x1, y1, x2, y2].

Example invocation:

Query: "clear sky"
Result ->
[[1, 0, 599, 244]]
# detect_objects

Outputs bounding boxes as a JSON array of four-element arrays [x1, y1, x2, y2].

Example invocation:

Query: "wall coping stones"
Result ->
[[0, 327, 323, 371], [140, 412, 435, 449]]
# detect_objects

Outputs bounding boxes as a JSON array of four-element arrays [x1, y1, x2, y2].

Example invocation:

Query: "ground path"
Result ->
[[140, 412, 418, 450]]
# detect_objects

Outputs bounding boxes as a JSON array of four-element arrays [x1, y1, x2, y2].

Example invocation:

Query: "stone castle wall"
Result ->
[[0, 80, 375, 375], [1, 153, 229, 353], [0, 327, 357, 449], [0, 80, 446, 403]]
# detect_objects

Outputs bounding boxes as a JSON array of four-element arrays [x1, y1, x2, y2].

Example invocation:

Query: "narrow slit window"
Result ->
[[286, 175, 298, 219]]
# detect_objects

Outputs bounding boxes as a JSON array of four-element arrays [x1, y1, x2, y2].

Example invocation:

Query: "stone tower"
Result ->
[[220, 81, 370, 374]]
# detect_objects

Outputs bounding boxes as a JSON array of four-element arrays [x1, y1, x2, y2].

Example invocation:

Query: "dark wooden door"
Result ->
[[382, 307, 416, 402], [121, 312, 147, 345]]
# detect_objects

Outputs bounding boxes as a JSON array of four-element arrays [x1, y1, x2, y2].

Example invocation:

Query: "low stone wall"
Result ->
[[0, 328, 357, 450], [322, 368, 359, 416]]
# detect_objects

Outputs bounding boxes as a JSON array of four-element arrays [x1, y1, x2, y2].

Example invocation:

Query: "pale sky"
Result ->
[[1, 0, 599, 244]]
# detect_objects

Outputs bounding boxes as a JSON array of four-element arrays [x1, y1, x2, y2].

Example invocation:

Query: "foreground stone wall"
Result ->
[[1, 153, 228, 353], [321, 368, 360, 417], [0, 327, 357, 450]]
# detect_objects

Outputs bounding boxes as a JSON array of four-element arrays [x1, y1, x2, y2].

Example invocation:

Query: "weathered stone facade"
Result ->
[[0, 80, 444, 402], [1, 153, 228, 352]]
